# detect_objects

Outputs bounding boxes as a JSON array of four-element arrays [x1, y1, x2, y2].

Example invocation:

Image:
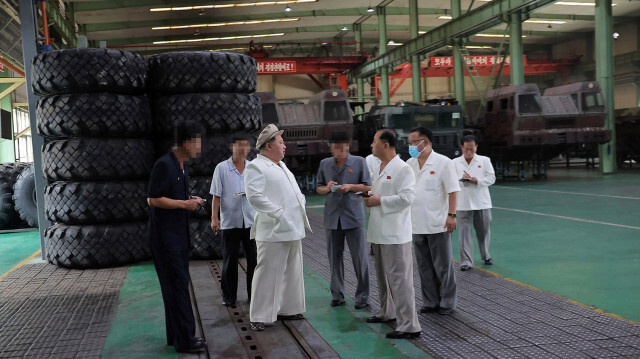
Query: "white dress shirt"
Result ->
[[453, 154, 495, 211], [210, 157, 255, 230], [367, 156, 415, 245], [245, 154, 311, 242], [407, 151, 460, 234]]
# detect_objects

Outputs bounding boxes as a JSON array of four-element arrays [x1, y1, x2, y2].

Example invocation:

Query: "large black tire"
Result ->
[[149, 51, 256, 94], [190, 218, 222, 259], [45, 222, 150, 269], [31, 48, 147, 96], [42, 138, 154, 181], [0, 180, 16, 228], [0, 162, 31, 185], [44, 181, 148, 225], [12, 166, 38, 227], [189, 176, 213, 219], [36, 93, 152, 138], [153, 93, 262, 135], [188, 137, 232, 176]]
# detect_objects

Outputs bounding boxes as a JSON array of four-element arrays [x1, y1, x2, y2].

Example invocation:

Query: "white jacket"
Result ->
[[453, 154, 495, 211], [245, 154, 311, 242], [367, 156, 415, 245]]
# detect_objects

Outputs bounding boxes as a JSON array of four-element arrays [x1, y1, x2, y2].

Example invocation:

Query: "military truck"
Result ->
[[356, 100, 465, 160], [256, 89, 354, 177]]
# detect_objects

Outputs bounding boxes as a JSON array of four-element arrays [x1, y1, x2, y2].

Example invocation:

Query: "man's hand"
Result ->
[[184, 198, 203, 211], [364, 193, 381, 207], [336, 184, 353, 193], [444, 216, 457, 233], [327, 180, 338, 187], [462, 173, 478, 184], [211, 218, 221, 233]]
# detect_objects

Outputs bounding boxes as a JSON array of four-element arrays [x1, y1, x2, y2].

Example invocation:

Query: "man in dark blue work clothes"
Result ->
[[147, 121, 207, 353], [316, 131, 372, 309]]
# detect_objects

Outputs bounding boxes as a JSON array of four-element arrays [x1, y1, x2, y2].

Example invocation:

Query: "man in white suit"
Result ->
[[363, 128, 421, 339], [244, 124, 311, 331]]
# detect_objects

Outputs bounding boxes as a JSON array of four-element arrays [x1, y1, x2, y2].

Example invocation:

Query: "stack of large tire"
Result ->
[[32, 48, 154, 269], [0, 162, 31, 229], [148, 51, 261, 259]]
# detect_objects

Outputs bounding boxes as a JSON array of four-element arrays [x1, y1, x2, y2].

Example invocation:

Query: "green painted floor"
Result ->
[[0, 230, 41, 276]]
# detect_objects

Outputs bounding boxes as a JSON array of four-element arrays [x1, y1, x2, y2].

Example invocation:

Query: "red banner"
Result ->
[[0, 64, 4, 72], [431, 55, 527, 67], [257, 61, 296, 74]]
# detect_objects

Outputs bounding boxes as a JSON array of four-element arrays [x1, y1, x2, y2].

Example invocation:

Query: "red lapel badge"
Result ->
[[478, 165, 482, 168], [348, 169, 353, 173], [430, 171, 435, 175], [387, 175, 391, 179]]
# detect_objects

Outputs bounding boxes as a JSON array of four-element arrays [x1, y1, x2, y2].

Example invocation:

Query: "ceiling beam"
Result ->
[[349, 0, 560, 79]]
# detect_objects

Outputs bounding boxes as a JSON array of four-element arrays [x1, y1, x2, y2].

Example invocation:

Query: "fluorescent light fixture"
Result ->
[[438, 16, 453, 20], [555, 1, 617, 6], [465, 45, 493, 49], [525, 20, 566, 24], [209, 45, 274, 52], [150, 0, 316, 12], [418, 31, 426, 34], [153, 33, 285, 44], [152, 18, 299, 30], [388, 40, 402, 46]]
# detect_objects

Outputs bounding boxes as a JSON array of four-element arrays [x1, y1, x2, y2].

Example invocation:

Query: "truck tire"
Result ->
[[0, 180, 17, 228], [188, 137, 232, 176], [189, 176, 213, 219], [45, 222, 150, 269], [149, 51, 256, 94], [43, 138, 154, 181], [153, 93, 262, 135], [0, 162, 31, 185], [12, 166, 38, 227], [36, 93, 151, 138], [190, 219, 222, 259], [31, 48, 147, 96], [44, 181, 148, 225]]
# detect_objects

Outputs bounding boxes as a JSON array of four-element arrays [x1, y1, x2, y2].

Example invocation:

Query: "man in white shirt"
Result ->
[[244, 124, 311, 331], [453, 135, 496, 271], [407, 127, 460, 315], [364, 129, 421, 339], [210, 134, 257, 307]]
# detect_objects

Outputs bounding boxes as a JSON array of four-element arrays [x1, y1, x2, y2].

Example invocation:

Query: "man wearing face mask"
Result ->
[[406, 127, 460, 316], [316, 132, 371, 309]]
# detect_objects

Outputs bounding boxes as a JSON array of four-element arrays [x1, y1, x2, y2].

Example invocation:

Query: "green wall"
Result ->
[[0, 67, 16, 163]]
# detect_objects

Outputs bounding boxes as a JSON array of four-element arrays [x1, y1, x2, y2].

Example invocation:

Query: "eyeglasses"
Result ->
[[407, 139, 425, 146]]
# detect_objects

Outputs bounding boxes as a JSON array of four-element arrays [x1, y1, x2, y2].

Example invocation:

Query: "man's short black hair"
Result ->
[[231, 133, 251, 144], [410, 127, 433, 143], [174, 121, 205, 147], [377, 128, 397, 148], [462, 135, 477, 145]]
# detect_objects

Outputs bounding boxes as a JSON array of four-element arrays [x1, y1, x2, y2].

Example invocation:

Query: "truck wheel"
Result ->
[[45, 181, 148, 225], [12, 165, 38, 227], [188, 137, 232, 176], [0, 180, 17, 228], [153, 93, 262, 135], [189, 176, 213, 219], [36, 93, 151, 138], [31, 48, 147, 96], [149, 51, 256, 94], [0, 162, 31, 185], [43, 138, 154, 181], [45, 222, 150, 269], [190, 218, 222, 259]]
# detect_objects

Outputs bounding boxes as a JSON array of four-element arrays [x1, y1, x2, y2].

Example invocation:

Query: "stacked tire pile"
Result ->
[[32, 48, 154, 269], [0, 162, 32, 229], [148, 51, 261, 259]]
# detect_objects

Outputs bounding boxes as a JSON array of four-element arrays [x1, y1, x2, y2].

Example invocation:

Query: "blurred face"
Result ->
[[265, 135, 286, 161], [231, 140, 251, 160], [370, 130, 387, 158], [184, 136, 202, 159], [330, 142, 350, 161], [461, 140, 477, 161]]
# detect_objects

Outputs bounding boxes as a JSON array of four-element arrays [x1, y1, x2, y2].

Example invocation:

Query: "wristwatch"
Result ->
[[448, 213, 457, 218]]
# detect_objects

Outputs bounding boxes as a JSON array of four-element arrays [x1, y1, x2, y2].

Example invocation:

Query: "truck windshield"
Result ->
[[388, 113, 412, 129], [324, 101, 351, 122], [518, 94, 542, 114], [437, 112, 460, 129], [582, 93, 605, 112], [414, 112, 436, 129]]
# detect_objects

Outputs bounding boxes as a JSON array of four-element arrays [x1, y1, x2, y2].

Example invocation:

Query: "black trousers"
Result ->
[[150, 244, 196, 349], [221, 227, 257, 303]]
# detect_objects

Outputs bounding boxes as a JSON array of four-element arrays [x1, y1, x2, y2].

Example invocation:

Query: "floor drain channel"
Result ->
[[209, 261, 266, 358]]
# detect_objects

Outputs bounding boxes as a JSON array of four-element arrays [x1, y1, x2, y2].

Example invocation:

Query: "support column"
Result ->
[[357, 77, 364, 116], [378, 6, 389, 105], [409, 0, 421, 102], [595, 0, 617, 173], [510, 12, 525, 85], [451, 0, 465, 110], [354, 23, 362, 55], [20, 0, 52, 256]]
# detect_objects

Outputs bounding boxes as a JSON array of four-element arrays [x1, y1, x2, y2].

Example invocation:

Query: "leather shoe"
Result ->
[[418, 306, 439, 314], [386, 331, 421, 339], [222, 300, 236, 307], [175, 338, 207, 353], [278, 314, 305, 320], [366, 316, 393, 323], [484, 258, 493, 265], [250, 322, 265, 331], [355, 302, 370, 309], [461, 265, 471, 271], [438, 307, 454, 315], [330, 299, 346, 307]]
